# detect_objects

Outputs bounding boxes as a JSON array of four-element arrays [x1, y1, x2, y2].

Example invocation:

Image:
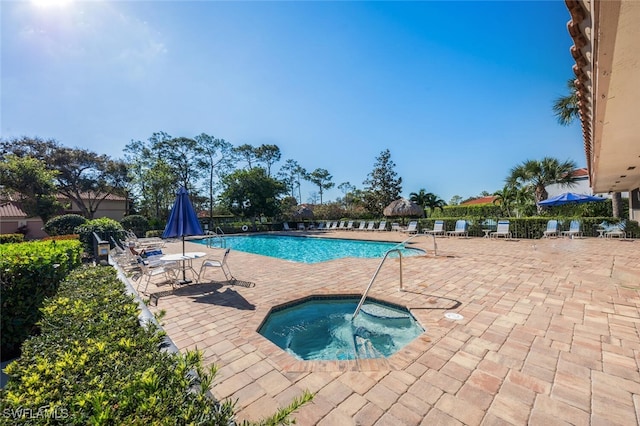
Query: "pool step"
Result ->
[[354, 335, 383, 359], [360, 303, 410, 319]]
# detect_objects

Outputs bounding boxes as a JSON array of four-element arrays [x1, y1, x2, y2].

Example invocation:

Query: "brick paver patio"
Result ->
[[136, 231, 640, 425]]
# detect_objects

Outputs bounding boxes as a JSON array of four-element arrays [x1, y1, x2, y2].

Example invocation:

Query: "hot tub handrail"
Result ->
[[352, 248, 403, 321]]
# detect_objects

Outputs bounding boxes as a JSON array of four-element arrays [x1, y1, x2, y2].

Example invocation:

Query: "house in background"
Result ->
[[0, 201, 48, 240], [57, 192, 129, 221], [0, 192, 128, 240]]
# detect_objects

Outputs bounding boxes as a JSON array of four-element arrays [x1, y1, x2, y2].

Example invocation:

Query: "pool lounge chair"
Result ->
[[365, 221, 376, 231], [424, 220, 445, 236], [374, 221, 387, 231], [447, 220, 468, 238], [297, 223, 306, 231], [491, 220, 512, 239], [401, 221, 419, 234], [391, 222, 402, 232], [282, 222, 291, 231], [337, 221, 347, 230], [605, 221, 626, 238], [561, 220, 582, 239], [356, 221, 367, 231], [344, 221, 354, 231], [542, 220, 559, 238]]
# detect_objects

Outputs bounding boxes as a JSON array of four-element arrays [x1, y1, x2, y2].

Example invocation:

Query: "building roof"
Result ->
[[565, 0, 640, 193], [0, 202, 28, 218], [460, 196, 497, 206]]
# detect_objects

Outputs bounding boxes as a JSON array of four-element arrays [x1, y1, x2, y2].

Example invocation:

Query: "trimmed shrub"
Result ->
[[74, 217, 124, 255], [145, 230, 164, 238], [0, 240, 82, 360], [120, 215, 150, 238], [0, 267, 312, 424], [44, 214, 88, 236], [0, 234, 24, 244]]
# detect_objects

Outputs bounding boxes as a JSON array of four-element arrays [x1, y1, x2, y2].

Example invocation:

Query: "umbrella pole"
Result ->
[[179, 236, 192, 284]]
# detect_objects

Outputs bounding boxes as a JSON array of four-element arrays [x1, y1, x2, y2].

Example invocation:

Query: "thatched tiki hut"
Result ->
[[383, 198, 424, 224]]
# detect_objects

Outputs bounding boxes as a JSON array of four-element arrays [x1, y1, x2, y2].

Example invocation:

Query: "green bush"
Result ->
[[74, 217, 124, 255], [0, 267, 311, 424], [145, 230, 164, 238], [0, 234, 24, 244], [44, 214, 88, 236], [121, 215, 150, 238], [0, 240, 82, 361]]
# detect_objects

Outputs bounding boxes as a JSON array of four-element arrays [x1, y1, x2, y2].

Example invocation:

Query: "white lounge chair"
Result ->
[[297, 223, 306, 231], [447, 220, 468, 238], [344, 221, 354, 231], [375, 221, 387, 231], [391, 223, 402, 232], [491, 220, 512, 239], [337, 221, 347, 230], [561, 220, 582, 239], [282, 222, 291, 231], [356, 221, 367, 231], [542, 220, 559, 238], [402, 221, 419, 234], [424, 220, 444, 236], [604, 221, 626, 239], [365, 221, 376, 231]]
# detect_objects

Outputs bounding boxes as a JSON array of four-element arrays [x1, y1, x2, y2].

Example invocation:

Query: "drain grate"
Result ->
[[444, 312, 464, 321]]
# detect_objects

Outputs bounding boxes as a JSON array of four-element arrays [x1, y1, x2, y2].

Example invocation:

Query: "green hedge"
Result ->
[[0, 240, 82, 361], [75, 218, 124, 255], [415, 216, 633, 238], [121, 215, 150, 238], [0, 234, 24, 244], [44, 214, 88, 237], [0, 267, 311, 424]]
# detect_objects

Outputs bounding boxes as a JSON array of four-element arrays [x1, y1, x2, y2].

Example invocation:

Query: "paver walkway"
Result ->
[[140, 232, 640, 425]]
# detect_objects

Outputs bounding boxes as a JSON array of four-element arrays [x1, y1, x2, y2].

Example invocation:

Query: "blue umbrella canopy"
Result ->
[[537, 192, 606, 207], [163, 187, 203, 239]]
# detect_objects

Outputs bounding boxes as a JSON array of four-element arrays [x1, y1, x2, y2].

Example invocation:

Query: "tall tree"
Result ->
[[194, 133, 234, 226], [409, 189, 446, 217], [0, 154, 60, 223], [255, 144, 281, 177], [124, 132, 175, 222], [362, 149, 402, 216], [306, 168, 334, 205], [233, 144, 258, 170], [507, 157, 578, 212], [278, 159, 307, 204], [154, 136, 202, 193]]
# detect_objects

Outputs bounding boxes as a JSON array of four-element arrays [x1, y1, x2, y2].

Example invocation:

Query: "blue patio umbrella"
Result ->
[[537, 192, 606, 207], [163, 187, 203, 283]]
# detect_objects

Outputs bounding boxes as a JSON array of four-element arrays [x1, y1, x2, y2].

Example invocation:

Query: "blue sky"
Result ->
[[2, 0, 582, 203]]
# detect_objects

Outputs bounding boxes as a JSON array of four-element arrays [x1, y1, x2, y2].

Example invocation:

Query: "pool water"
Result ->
[[258, 297, 424, 360], [196, 234, 423, 263]]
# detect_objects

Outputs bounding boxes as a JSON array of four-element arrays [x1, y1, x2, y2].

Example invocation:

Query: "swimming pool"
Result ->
[[195, 234, 423, 263], [258, 296, 424, 360]]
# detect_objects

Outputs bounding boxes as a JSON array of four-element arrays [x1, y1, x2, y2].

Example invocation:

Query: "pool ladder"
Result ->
[[352, 232, 437, 321], [205, 227, 226, 248]]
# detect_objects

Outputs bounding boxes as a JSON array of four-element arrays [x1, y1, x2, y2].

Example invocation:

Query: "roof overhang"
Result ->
[[566, 0, 640, 193]]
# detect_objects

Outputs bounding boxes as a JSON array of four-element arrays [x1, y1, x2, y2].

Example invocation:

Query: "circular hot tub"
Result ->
[[258, 296, 424, 360]]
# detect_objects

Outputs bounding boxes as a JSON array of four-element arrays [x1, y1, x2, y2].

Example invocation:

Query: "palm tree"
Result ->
[[553, 79, 580, 126], [507, 157, 578, 212], [409, 189, 446, 217]]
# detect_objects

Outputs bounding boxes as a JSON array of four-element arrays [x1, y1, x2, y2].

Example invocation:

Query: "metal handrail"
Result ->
[[205, 229, 226, 248], [352, 248, 404, 320]]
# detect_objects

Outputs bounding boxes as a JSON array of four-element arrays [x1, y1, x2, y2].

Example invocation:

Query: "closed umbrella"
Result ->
[[162, 187, 204, 283], [383, 198, 424, 223], [537, 192, 606, 206]]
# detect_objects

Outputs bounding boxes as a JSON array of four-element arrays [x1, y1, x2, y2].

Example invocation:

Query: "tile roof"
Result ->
[[460, 195, 497, 205], [0, 202, 28, 218]]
